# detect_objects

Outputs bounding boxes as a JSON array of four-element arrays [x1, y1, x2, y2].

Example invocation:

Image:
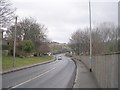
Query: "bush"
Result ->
[[17, 40, 35, 57]]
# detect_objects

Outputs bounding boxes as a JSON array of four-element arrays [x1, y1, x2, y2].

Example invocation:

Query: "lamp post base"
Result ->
[[90, 68, 92, 72]]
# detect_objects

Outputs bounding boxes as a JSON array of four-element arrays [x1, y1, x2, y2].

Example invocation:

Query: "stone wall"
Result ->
[[73, 54, 119, 88]]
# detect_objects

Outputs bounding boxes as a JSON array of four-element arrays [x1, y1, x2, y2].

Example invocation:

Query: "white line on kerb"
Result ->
[[11, 67, 57, 88]]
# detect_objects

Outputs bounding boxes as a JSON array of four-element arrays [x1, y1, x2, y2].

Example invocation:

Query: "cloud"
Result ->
[[91, 2, 118, 25], [11, 0, 118, 43]]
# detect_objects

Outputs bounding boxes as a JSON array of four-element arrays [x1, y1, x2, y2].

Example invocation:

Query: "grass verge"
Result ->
[[2, 55, 53, 71]]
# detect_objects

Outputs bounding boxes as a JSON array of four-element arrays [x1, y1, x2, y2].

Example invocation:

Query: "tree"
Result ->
[[94, 23, 118, 54], [69, 30, 82, 55], [39, 42, 50, 55], [69, 22, 118, 55], [17, 40, 34, 57], [0, 0, 15, 27], [6, 17, 49, 56]]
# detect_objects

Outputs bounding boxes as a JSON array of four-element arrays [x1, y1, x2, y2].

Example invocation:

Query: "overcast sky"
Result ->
[[10, 0, 118, 43]]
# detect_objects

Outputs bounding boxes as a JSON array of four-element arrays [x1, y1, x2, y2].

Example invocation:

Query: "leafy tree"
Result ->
[[6, 17, 49, 56], [16, 40, 34, 57], [20, 40, 34, 53]]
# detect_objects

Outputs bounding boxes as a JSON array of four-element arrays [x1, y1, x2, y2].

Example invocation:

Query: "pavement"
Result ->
[[2, 54, 76, 88], [73, 59, 99, 88]]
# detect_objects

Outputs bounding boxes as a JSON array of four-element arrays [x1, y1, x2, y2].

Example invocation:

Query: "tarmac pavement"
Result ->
[[73, 59, 98, 88]]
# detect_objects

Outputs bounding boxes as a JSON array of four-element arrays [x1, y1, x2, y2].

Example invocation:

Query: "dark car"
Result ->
[[58, 56, 62, 60]]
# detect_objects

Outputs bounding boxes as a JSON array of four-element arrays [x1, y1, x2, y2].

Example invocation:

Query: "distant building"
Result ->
[[50, 41, 69, 54]]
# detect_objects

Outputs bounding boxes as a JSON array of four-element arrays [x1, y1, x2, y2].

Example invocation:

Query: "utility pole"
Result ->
[[13, 16, 17, 67], [89, 0, 92, 72]]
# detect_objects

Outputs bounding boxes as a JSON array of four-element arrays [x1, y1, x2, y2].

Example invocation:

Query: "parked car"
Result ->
[[58, 56, 62, 60]]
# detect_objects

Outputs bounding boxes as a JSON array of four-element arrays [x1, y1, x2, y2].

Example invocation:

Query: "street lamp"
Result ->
[[89, 0, 92, 72], [13, 16, 17, 67]]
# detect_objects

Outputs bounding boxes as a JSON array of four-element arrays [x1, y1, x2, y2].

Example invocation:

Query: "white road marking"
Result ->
[[11, 67, 57, 88]]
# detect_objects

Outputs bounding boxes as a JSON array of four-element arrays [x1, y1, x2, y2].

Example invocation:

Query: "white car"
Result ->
[[58, 56, 62, 60]]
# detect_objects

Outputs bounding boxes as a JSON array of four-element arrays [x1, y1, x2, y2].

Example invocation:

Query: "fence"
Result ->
[[73, 54, 119, 88]]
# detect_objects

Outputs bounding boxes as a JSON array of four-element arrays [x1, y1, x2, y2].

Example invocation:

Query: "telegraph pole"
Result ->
[[13, 16, 17, 67], [89, 0, 92, 72]]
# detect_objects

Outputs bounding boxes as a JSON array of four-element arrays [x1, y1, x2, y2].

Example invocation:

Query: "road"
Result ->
[[2, 54, 76, 88]]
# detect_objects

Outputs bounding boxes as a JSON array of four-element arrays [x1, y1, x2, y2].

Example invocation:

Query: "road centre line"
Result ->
[[11, 67, 57, 89]]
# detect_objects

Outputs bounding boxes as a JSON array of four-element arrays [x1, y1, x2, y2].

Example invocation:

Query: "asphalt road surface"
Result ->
[[2, 54, 76, 88]]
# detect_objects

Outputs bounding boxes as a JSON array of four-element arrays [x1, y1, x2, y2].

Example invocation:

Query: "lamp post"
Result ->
[[89, 0, 92, 72], [13, 16, 17, 67], [0, 29, 4, 39]]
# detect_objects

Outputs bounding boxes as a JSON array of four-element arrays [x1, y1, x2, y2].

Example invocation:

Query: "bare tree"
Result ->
[[69, 30, 82, 55], [82, 28, 90, 55], [0, 0, 15, 27], [69, 22, 118, 56], [94, 23, 118, 54]]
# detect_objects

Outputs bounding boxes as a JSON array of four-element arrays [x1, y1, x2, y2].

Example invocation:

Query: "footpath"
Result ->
[[73, 59, 98, 88]]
